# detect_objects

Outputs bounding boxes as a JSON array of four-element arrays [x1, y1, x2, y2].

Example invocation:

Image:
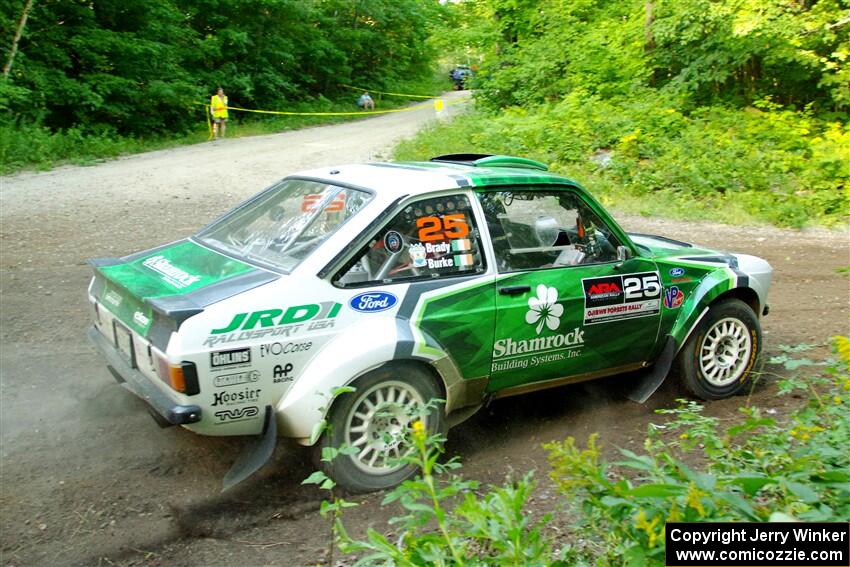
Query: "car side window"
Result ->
[[476, 189, 621, 272], [334, 194, 486, 286]]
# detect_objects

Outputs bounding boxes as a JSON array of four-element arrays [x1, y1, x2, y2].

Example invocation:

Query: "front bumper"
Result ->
[[87, 326, 202, 426]]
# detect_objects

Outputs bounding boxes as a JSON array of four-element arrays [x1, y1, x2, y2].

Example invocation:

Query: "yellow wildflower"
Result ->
[[411, 420, 426, 441], [686, 483, 707, 517], [634, 510, 661, 548], [833, 335, 850, 365]]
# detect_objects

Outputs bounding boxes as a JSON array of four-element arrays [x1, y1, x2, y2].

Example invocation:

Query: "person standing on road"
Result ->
[[357, 92, 375, 110], [210, 87, 229, 139]]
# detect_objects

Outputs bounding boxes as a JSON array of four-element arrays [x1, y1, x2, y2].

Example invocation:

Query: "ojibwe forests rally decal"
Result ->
[[491, 284, 584, 373], [582, 271, 661, 324]]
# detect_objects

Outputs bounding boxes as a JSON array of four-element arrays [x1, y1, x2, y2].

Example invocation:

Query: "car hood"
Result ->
[[628, 232, 724, 260], [88, 239, 278, 338]]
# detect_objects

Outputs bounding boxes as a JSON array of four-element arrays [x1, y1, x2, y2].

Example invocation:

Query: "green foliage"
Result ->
[[545, 345, 850, 565], [393, 92, 849, 227], [0, 0, 444, 139], [444, 0, 849, 112], [322, 340, 850, 565], [334, 422, 561, 566]]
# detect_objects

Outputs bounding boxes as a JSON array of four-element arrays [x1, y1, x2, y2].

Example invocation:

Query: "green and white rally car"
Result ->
[[87, 154, 772, 492]]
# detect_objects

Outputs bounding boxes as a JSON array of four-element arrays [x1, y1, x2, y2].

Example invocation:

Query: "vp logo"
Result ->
[[214, 406, 259, 422]]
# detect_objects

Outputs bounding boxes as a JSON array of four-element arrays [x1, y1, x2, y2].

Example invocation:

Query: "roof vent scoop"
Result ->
[[430, 154, 548, 171]]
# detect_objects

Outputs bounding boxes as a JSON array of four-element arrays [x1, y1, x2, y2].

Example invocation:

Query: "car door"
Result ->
[[333, 192, 496, 382], [476, 188, 662, 393]]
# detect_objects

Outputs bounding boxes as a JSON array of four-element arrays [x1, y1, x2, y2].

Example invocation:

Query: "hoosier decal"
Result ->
[[583, 272, 661, 324]]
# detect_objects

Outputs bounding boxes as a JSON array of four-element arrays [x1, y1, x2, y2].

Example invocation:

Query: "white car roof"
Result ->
[[288, 162, 475, 199]]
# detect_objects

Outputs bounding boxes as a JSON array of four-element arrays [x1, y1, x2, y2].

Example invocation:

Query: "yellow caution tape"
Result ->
[[339, 83, 435, 99], [198, 95, 471, 138]]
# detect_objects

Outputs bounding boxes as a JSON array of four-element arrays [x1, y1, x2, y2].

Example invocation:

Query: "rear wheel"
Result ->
[[316, 365, 444, 493], [677, 298, 762, 399]]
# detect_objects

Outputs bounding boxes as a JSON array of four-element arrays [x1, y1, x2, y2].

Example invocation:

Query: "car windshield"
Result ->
[[196, 179, 371, 272]]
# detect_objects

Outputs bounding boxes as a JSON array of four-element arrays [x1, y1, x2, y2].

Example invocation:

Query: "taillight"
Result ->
[[154, 353, 199, 395]]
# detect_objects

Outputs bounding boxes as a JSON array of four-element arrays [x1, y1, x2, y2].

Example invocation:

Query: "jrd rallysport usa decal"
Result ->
[[582, 272, 661, 324]]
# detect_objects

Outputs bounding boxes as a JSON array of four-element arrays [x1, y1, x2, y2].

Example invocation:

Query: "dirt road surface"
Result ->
[[1, 90, 847, 566]]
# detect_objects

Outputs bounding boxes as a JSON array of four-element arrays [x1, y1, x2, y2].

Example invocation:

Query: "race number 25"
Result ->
[[416, 214, 469, 241], [623, 273, 661, 299]]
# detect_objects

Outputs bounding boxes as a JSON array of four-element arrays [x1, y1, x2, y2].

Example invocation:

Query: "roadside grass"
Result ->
[[0, 75, 451, 175], [393, 96, 849, 229], [310, 338, 850, 565]]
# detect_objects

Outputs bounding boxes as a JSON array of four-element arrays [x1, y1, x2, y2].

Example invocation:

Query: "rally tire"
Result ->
[[316, 364, 444, 493], [677, 298, 762, 400]]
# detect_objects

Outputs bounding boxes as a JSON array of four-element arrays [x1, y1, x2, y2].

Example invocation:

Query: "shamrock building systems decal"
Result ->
[[492, 285, 584, 372]]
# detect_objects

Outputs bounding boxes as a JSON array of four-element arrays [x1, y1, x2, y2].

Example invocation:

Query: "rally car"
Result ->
[[87, 154, 772, 492]]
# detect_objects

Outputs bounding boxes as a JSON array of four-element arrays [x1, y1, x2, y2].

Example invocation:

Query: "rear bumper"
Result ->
[[87, 326, 202, 426]]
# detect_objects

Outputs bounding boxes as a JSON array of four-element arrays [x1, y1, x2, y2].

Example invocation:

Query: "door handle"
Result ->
[[498, 285, 531, 296]]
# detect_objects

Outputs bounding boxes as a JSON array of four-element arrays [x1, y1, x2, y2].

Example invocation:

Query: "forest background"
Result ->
[[1, 0, 848, 226]]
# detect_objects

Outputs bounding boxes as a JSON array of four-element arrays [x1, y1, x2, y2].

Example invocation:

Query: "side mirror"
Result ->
[[614, 245, 632, 269]]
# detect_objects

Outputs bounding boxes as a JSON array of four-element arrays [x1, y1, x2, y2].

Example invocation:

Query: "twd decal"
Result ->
[[214, 406, 259, 423], [582, 272, 661, 324]]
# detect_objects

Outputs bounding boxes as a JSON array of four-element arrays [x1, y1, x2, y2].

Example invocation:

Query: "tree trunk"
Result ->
[[3, 0, 34, 79], [644, 1, 656, 86]]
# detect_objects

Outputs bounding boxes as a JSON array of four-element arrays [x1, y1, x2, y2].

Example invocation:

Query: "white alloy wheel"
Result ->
[[698, 317, 753, 387], [344, 380, 426, 474], [677, 298, 762, 400]]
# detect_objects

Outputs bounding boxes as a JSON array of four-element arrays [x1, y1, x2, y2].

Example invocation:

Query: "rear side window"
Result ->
[[335, 194, 486, 287], [197, 179, 371, 273]]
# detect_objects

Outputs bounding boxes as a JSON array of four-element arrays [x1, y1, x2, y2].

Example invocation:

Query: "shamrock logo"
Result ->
[[525, 284, 563, 335]]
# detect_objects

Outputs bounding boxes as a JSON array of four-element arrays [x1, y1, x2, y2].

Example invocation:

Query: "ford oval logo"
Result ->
[[349, 291, 398, 313], [669, 267, 685, 277]]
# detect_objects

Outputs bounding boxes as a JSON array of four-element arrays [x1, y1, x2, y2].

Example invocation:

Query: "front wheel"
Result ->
[[676, 298, 762, 400], [316, 365, 444, 493]]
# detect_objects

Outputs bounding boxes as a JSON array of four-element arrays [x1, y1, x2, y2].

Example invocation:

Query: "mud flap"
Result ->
[[222, 405, 277, 491], [626, 336, 676, 403]]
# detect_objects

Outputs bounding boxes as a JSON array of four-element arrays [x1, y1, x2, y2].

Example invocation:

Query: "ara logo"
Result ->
[[349, 291, 397, 313], [214, 406, 259, 422], [587, 282, 622, 297], [669, 267, 686, 277]]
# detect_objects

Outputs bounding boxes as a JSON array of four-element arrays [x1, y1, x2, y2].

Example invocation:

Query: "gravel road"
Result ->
[[1, 89, 847, 566]]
